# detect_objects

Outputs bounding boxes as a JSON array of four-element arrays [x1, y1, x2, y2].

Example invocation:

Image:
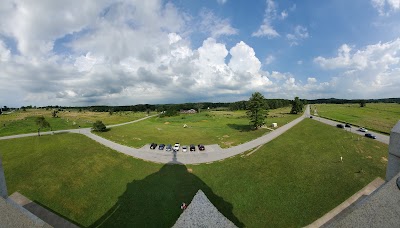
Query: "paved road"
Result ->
[[0, 108, 310, 164], [309, 115, 390, 144]]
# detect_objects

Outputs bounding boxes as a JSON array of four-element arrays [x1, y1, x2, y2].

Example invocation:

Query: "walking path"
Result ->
[[82, 107, 308, 164], [1, 106, 388, 164]]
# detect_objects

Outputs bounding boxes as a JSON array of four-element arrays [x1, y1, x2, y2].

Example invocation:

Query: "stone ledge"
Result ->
[[173, 190, 237, 228]]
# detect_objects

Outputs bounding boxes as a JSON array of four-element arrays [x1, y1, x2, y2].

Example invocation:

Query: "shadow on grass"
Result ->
[[227, 123, 253, 132], [90, 153, 243, 228], [91, 128, 111, 133], [26, 200, 83, 227]]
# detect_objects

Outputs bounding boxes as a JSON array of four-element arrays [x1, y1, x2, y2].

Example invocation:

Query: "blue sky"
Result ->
[[0, 0, 400, 107]]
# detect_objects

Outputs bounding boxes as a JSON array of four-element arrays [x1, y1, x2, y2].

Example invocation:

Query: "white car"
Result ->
[[359, 127, 368, 132], [182, 145, 188, 152], [173, 143, 180, 151]]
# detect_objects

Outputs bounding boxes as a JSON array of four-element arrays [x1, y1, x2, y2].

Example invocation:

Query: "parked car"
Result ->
[[310, 116, 313, 118], [345, 123, 351, 128], [198, 144, 205, 151], [190, 144, 196, 152], [365, 133, 377, 139], [159, 144, 165, 150], [182, 145, 188, 152], [336, 124, 344, 129], [150, 143, 157, 149], [359, 127, 368, 132], [166, 144, 172, 151], [173, 143, 180, 151]]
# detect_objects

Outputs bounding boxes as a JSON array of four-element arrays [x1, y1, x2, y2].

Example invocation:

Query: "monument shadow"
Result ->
[[90, 152, 243, 227]]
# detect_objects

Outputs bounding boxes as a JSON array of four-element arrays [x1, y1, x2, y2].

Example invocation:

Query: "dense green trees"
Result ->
[[247, 92, 268, 129], [290, 97, 304, 114]]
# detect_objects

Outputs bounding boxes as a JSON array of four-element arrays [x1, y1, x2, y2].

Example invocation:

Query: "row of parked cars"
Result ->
[[336, 124, 377, 139], [150, 143, 205, 152]]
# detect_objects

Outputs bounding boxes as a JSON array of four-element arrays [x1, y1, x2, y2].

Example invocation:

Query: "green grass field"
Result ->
[[1, 119, 388, 227], [95, 107, 299, 148], [0, 109, 148, 137], [312, 103, 400, 134]]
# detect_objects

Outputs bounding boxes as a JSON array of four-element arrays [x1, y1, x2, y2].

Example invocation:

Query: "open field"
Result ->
[[94, 107, 299, 148], [1, 119, 388, 227], [0, 109, 149, 137], [312, 103, 400, 134]]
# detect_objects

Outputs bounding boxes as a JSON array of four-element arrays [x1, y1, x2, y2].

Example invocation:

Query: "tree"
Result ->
[[51, 110, 58, 118], [360, 100, 366, 107], [92, 120, 107, 132], [246, 92, 268, 129], [35, 116, 50, 136], [290, 97, 304, 114], [195, 103, 204, 113]]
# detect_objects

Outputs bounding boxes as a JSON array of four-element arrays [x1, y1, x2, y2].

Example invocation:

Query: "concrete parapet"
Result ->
[[386, 120, 400, 181], [0, 155, 8, 198]]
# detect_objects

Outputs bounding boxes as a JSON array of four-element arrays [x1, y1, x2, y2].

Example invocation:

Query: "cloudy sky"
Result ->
[[1, 0, 400, 107]]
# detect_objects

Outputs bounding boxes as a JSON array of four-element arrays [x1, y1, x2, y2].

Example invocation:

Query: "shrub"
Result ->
[[92, 120, 107, 132]]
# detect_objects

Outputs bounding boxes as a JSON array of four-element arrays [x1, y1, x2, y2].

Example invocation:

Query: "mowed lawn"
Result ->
[[313, 103, 400, 134], [95, 107, 299, 148], [1, 118, 388, 227], [0, 109, 149, 137]]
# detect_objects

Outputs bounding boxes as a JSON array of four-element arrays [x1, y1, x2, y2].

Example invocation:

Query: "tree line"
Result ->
[[2, 97, 398, 115], [307, 97, 400, 104]]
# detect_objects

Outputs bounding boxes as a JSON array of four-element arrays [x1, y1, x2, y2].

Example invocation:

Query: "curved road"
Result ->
[[1, 106, 389, 164]]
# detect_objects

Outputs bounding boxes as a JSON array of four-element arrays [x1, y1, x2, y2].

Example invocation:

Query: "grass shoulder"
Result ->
[[312, 103, 400, 134]]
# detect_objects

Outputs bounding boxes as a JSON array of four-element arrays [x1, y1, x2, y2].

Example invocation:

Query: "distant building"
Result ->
[[180, 109, 197, 114]]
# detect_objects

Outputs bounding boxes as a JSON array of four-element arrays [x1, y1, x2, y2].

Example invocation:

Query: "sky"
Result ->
[[1, 0, 400, 107]]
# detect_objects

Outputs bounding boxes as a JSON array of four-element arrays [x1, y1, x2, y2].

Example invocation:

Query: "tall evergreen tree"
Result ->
[[246, 92, 268, 129], [290, 97, 304, 114]]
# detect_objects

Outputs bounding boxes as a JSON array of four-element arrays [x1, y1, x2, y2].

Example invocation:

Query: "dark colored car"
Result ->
[[150, 143, 157, 149], [365, 133, 377, 139], [158, 144, 165, 150], [336, 124, 344, 128], [310, 116, 313, 118], [165, 144, 172, 151], [198, 144, 205, 151], [345, 123, 351, 128], [190, 144, 196, 152]]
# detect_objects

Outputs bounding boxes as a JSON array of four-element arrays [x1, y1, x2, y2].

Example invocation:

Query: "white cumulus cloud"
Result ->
[[314, 38, 400, 98], [252, 0, 280, 38], [371, 0, 400, 15]]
